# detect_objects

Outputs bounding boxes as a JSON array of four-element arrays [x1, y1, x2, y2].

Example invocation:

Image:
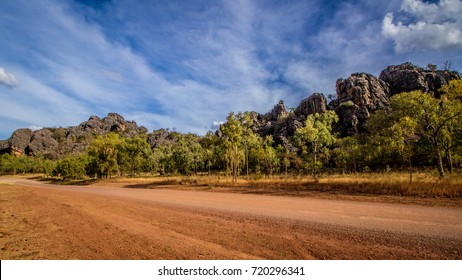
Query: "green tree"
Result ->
[[237, 112, 259, 178], [276, 144, 291, 177], [440, 80, 462, 172], [261, 136, 278, 177], [54, 154, 87, 180], [0, 154, 20, 175], [87, 132, 125, 178], [294, 111, 338, 177], [152, 144, 174, 175], [333, 136, 362, 174], [171, 133, 204, 175], [120, 135, 151, 177], [387, 90, 462, 178], [220, 112, 244, 182], [201, 131, 219, 175], [368, 109, 419, 182]]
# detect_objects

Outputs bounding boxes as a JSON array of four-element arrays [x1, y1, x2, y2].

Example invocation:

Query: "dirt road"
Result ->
[[1, 178, 461, 259]]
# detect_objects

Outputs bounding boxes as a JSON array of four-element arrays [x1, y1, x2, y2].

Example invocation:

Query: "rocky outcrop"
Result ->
[[250, 94, 328, 151], [265, 100, 289, 121], [294, 93, 327, 116], [1, 62, 460, 157], [27, 129, 59, 158], [0, 140, 9, 155], [77, 113, 147, 136], [1, 113, 148, 158], [379, 62, 461, 96], [333, 73, 391, 136], [8, 128, 33, 156], [329, 63, 461, 136], [147, 129, 179, 148]]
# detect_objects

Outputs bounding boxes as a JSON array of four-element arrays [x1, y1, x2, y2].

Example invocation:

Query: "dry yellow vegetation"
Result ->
[[104, 171, 462, 198]]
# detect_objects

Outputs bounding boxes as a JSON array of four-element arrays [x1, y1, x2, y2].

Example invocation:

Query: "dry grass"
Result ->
[[113, 172, 462, 198], [19, 171, 462, 199]]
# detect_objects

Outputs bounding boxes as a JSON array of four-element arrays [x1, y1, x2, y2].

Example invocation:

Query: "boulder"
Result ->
[[8, 128, 33, 156]]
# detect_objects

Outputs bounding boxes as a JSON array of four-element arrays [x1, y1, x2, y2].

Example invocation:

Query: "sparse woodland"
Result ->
[[1, 65, 462, 195]]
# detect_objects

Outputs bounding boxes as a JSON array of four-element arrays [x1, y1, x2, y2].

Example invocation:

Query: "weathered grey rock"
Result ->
[[103, 113, 147, 136], [79, 115, 103, 133], [249, 94, 327, 152], [334, 73, 390, 136], [1, 113, 148, 158], [28, 129, 59, 158], [294, 93, 327, 116], [265, 100, 289, 121], [379, 62, 461, 96], [0, 139, 9, 155], [147, 129, 176, 148], [8, 128, 33, 156]]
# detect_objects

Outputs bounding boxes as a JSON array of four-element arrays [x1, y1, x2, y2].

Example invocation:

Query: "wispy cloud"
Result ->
[[382, 0, 462, 52], [0, 0, 460, 139], [0, 67, 18, 88]]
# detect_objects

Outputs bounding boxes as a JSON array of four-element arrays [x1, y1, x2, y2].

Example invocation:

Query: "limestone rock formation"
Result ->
[[28, 129, 59, 158], [251, 94, 328, 151], [294, 93, 327, 116], [265, 100, 289, 121], [379, 62, 461, 96], [1, 113, 147, 158], [8, 128, 33, 156], [1, 62, 460, 158], [0, 140, 9, 154], [334, 73, 390, 136], [147, 129, 179, 148]]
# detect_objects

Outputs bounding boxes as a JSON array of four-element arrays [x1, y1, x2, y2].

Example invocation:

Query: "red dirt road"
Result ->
[[1, 178, 461, 259]]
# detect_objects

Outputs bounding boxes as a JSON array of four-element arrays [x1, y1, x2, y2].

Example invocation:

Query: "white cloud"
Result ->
[[1, 0, 460, 140], [382, 0, 462, 52], [28, 125, 43, 131], [0, 67, 18, 87], [211, 121, 224, 130]]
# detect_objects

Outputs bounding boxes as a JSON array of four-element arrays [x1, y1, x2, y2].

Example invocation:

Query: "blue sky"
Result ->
[[1, 0, 461, 139]]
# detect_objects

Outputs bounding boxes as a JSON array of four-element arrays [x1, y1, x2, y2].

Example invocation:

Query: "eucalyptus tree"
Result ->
[[220, 112, 244, 182], [294, 111, 338, 177], [201, 131, 219, 175], [386, 88, 462, 178], [368, 109, 419, 183], [333, 136, 362, 174], [87, 132, 125, 178], [120, 135, 151, 177], [54, 154, 87, 180]]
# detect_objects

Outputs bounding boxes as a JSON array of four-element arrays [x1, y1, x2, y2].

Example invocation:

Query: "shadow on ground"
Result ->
[[123, 179, 179, 189], [29, 176, 98, 186]]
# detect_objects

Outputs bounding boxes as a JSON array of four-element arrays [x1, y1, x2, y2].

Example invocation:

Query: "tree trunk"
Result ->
[[431, 136, 445, 179], [312, 142, 317, 178], [436, 149, 445, 179], [408, 156, 412, 185], [445, 150, 453, 174], [245, 143, 249, 180], [233, 144, 238, 183]]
